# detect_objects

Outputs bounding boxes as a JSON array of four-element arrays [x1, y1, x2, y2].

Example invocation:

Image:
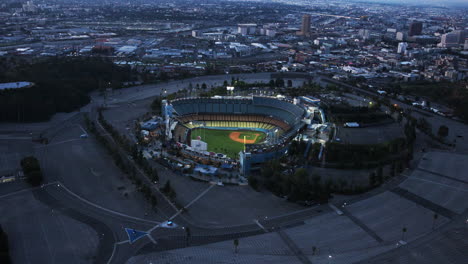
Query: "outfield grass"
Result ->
[[190, 128, 266, 159]]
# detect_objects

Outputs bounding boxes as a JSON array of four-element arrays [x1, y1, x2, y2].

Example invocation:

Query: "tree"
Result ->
[[397, 113, 403, 124], [150, 195, 158, 208], [312, 246, 317, 256], [150, 98, 162, 113], [275, 78, 285, 87], [437, 125, 449, 138], [185, 227, 191, 246], [417, 117, 432, 134], [376, 167, 383, 185], [432, 214, 438, 230], [151, 169, 159, 182], [161, 180, 176, 199], [369, 172, 377, 187], [233, 239, 239, 253], [162, 180, 172, 193], [269, 79, 275, 88], [20, 156, 43, 187], [201, 83, 207, 89], [401, 227, 407, 240], [0, 225, 11, 264], [287, 79, 293, 88], [248, 175, 259, 191]]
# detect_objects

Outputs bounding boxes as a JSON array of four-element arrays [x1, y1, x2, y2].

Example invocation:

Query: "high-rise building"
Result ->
[[265, 29, 276, 37], [192, 30, 201, 38], [297, 14, 311, 36], [397, 42, 408, 54], [396, 32, 406, 41], [359, 29, 370, 40], [408, 21, 423, 36], [22, 1, 37, 12], [439, 30, 467, 48]]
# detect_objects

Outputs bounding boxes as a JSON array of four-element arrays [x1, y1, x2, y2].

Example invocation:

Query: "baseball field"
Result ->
[[190, 128, 267, 159]]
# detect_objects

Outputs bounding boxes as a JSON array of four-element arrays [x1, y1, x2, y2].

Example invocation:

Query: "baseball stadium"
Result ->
[[163, 96, 307, 175]]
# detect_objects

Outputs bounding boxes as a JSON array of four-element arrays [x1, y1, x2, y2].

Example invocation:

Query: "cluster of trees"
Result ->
[[323, 138, 407, 169], [368, 160, 405, 188], [85, 115, 159, 208], [399, 81, 468, 121], [327, 104, 391, 124], [252, 161, 331, 204], [97, 113, 159, 180], [160, 180, 176, 200], [20, 156, 43, 186], [0, 225, 11, 264], [252, 154, 409, 200], [0, 57, 136, 122], [282, 82, 323, 97], [411, 116, 452, 146], [417, 117, 432, 135], [151, 97, 162, 114]]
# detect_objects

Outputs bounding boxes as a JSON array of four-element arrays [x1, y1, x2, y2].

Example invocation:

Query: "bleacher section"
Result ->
[[171, 96, 305, 126], [187, 121, 276, 130], [178, 114, 290, 131]]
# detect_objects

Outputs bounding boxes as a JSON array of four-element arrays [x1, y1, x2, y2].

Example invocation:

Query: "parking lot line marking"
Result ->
[[106, 243, 118, 264], [416, 168, 468, 185], [34, 139, 81, 148], [328, 203, 344, 215], [57, 182, 160, 225], [39, 218, 56, 264], [402, 175, 468, 193], [168, 184, 216, 221], [183, 184, 216, 210], [56, 214, 80, 264], [116, 240, 130, 245], [0, 182, 59, 199], [147, 224, 160, 233], [147, 234, 157, 244], [77, 124, 87, 134], [254, 219, 268, 232]]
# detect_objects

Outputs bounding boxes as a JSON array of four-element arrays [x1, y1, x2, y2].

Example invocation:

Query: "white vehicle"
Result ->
[[344, 122, 360, 128], [377, 90, 387, 95]]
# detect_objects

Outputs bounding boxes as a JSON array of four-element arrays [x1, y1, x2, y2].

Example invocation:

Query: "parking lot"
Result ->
[[336, 122, 404, 145], [0, 190, 99, 264]]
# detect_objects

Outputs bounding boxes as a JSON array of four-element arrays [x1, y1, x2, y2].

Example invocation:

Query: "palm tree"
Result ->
[[185, 227, 191, 247], [432, 214, 438, 230], [233, 239, 239, 253]]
